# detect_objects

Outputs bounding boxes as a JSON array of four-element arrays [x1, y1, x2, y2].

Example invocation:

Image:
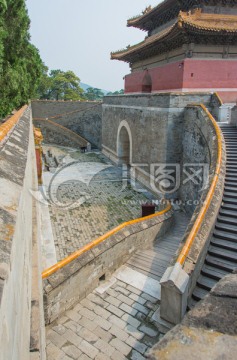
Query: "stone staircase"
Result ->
[[190, 123, 237, 307]]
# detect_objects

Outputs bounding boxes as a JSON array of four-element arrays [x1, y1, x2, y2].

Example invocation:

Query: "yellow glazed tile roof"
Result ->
[[112, 9, 237, 60], [111, 24, 176, 59], [179, 9, 237, 32]]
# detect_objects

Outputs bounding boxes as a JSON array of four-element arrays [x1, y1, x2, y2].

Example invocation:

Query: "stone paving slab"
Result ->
[[41, 145, 159, 261], [114, 266, 161, 299], [46, 277, 162, 360]]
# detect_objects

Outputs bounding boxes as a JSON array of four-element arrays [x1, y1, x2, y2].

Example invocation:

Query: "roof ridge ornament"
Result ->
[[142, 5, 152, 15]]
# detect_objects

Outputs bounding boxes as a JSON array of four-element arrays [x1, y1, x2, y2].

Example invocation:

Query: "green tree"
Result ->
[[83, 87, 104, 101], [0, 0, 44, 117], [36, 69, 84, 101], [107, 89, 124, 95]]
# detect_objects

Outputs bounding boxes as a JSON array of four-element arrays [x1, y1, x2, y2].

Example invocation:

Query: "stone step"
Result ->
[[208, 245, 237, 262], [205, 254, 236, 272], [201, 264, 229, 281]]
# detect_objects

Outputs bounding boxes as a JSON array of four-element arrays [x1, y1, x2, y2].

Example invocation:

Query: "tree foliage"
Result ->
[[36, 70, 109, 102], [82, 87, 104, 101], [36, 69, 84, 101], [107, 89, 124, 95], [0, 0, 44, 117]]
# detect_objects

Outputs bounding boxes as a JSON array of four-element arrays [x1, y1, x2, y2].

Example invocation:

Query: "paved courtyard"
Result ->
[[46, 276, 162, 360], [41, 145, 159, 261]]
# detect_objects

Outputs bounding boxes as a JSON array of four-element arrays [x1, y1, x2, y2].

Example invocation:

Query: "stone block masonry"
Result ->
[[147, 274, 237, 360], [0, 107, 45, 360], [46, 277, 163, 360], [34, 119, 88, 149], [43, 207, 173, 324], [102, 93, 220, 198], [31, 100, 102, 149]]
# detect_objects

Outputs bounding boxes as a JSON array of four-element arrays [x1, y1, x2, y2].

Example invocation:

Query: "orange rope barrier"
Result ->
[[42, 202, 172, 279], [0, 105, 28, 142], [176, 104, 223, 265]]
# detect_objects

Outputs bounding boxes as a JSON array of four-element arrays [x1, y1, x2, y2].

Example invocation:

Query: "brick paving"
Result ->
[[42, 145, 158, 261], [46, 278, 162, 360]]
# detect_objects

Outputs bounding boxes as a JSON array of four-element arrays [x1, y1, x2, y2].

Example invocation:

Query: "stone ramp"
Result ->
[[126, 211, 190, 281], [46, 277, 162, 360], [45, 211, 190, 359]]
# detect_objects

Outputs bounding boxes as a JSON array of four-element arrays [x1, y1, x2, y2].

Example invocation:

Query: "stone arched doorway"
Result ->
[[142, 71, 152, 93], [117, 121, 132, 165]]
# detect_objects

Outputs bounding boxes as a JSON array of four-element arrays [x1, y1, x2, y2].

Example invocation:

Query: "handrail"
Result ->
[[42, 201, 172, 279], [0, 105, 28, 142], [176, 104, 223, 265], [214, 92, 223, 106], [34, 118, 88, 146]]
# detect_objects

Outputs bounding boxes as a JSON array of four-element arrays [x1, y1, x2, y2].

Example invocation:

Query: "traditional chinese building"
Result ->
[[111, 0, 237, 102]]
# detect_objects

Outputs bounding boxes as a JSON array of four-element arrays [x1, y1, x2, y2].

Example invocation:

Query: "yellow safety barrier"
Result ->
[[214, 92, 223, 106], [177, 104, 223, 265], [42, 201, 172, 279], [0, 105, 28, 142]]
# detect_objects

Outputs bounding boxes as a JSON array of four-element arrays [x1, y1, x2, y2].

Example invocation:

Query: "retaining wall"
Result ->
[[31, 100, 102, 148], [180, 106, 226, 294], [148, 274, 237, 360], [159, 105, 226, 326], [231, 105, 237, 126], [102, 93, 219, 198], [179, 106, 220, 214], [43, 208, 173, 325], [33, 119, 88, 148], [0, 107, 45, 360]]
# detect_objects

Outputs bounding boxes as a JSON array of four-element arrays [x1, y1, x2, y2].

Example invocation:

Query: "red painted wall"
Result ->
[[124, 61, 184, 93], [35, 149, 42, 184], [124, 59, 237, 102], [183, 59, 237, 89], [149, 62, 184, 91], [124, 72, 146, 93]]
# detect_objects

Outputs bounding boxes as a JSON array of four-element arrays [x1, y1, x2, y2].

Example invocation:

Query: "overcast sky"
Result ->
[[26, 0, 160, 91]]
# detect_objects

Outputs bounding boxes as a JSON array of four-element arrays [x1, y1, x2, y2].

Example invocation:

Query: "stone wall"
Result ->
[[180, 106, 226, 292], [0, 107, 45, 360], [230, 105, 237, 126], [33, 119, 88, 148], [148, 274, 237, 360], [43, 208, 173, 325], [179, 106, 219, 214], [158, 104, 226, 326], [31, 100, 102, 148], [102, 93, 216, 198]]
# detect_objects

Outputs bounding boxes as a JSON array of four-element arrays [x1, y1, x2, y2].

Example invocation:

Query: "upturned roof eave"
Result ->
[[127, 0, 176, 30], [111, 20, 237, 62]]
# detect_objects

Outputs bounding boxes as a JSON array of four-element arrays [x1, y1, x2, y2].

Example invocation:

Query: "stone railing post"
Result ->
[[159, 263, 189, 324]]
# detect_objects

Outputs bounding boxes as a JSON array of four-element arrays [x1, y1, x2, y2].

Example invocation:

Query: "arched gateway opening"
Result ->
[[117, 121, 132, 165]]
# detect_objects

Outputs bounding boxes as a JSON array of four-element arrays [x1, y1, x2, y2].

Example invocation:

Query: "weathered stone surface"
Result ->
[[0, 208, 15, 242], [147, 326, 237, 360], [184, 296, 237, 335], [43, 210, 172, 324], [32, 100, 102, 148], [211, 274, 237, 298], [0, 106, 46, 360], [148, 274, 237, 359], [183, 275, 237, 336]]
